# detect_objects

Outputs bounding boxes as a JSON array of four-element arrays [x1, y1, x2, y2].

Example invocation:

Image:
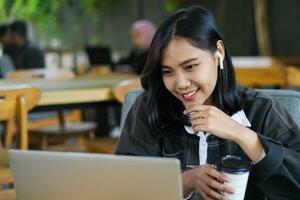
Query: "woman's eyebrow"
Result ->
[[161, 65, 171, 69], [178, 58, 198, 66], [162, 57, 199, 68]]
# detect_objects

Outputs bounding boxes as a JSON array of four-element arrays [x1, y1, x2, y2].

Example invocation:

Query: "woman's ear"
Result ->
[[215, 40, 225, 69], [216, 40, 225, 57]]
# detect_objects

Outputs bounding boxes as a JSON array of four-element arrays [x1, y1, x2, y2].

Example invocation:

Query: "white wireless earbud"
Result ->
[[216, 52, 224, 70]]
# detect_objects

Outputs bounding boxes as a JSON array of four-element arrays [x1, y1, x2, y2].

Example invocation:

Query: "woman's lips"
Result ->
[[180, 89, 198, 101]]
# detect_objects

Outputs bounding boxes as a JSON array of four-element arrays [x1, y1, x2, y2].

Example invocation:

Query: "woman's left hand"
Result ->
[[184, 105, 242, 141]]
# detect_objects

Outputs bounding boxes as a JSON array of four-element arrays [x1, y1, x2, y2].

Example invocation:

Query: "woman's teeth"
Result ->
[[183, 90, 196, 98]]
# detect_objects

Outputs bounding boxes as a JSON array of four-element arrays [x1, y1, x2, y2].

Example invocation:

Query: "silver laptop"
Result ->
[[9, 150, 183, 200]]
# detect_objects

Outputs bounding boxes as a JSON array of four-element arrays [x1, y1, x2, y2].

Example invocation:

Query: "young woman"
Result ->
[[115, 6, 300, 200]]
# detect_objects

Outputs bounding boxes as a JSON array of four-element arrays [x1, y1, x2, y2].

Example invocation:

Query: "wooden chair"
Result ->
[[0, 85, 41, 198], [29, 117, 97, 150], [5, 69, 97, 151], [0, 85, 41, 149], [27, 98, 97, 150], [113, 79, 141, 104]]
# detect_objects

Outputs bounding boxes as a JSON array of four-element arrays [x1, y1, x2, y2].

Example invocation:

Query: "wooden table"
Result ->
[[0, 73, 138, 107], [231, 56, 300, 88], [286, 66, 300, 87], [234, 65, 300, 88], [1, 73, 139, 137], [234, 66, 286, 88]]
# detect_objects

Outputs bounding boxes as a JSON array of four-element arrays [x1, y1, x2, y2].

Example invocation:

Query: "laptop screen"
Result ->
[[85, 46, 113, 66], [9, 150, 183, 200]]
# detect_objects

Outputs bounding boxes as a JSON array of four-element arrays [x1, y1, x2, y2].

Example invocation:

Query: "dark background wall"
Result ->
[[48, 0, 300, 57], [267, 0, 300, 56], [98, 0, 167, 51], [195, 0, 259, 56], [98, 0, 300, 57]]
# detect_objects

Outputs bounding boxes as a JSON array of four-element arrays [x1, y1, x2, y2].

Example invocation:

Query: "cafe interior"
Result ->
[[1, 0, 300, 199]]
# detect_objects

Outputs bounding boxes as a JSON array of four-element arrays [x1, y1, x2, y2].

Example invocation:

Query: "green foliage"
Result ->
[[0, 0, 102, 47], [0, 0, 61, 44], [0, 0, 181, 47], [165, 0, 180, 14]]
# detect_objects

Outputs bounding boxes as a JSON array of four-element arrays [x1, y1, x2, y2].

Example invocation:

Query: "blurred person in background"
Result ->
[[0, 23, 11, 49], [4, 20, 44, 69], [0, 23, 15, 77], [117, 19, 157, 74]]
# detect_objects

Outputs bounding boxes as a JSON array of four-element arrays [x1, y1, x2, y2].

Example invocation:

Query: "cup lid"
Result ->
[[217, 155, 251, 173]]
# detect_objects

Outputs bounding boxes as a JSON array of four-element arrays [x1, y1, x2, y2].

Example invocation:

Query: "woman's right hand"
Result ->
[[185, 164, 234, 200]]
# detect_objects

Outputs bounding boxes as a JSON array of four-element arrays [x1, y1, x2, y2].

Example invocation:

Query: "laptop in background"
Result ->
[[85, 46, 113, 69], [9, 150, 183, 200]]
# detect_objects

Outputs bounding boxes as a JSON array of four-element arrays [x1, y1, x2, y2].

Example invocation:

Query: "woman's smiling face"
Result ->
[[161, 36, 219, 107]]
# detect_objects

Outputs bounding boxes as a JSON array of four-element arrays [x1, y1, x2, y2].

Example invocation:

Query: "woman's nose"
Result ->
[[176, 74, 191, 89]]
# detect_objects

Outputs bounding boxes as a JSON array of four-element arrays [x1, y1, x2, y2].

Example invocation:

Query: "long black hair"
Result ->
[[141, 5, 240, 131]]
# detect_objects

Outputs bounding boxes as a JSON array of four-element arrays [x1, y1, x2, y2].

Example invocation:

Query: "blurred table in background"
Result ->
[[286, 66, 300, 87], [232, 56, 279, 68], [5, 68, 75, 80], [0, 73, 139, 136], [234, 66, 286, 88], [232, 56, 300, 88], [235, 66, 300, 88], [0, 73, 138, 107]]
